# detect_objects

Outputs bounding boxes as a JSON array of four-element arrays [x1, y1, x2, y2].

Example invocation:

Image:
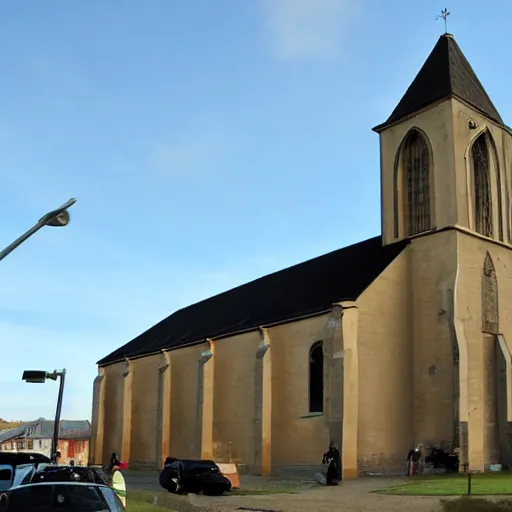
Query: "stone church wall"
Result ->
[[102, 361, 124, 463], [98, 314, 332, 473], [96, 232, 460, 476], [169, 343, 204, 460], [129, 354, 160, 467], [409, 231, 457, 451], [213, 330, 260, 466], [357, 230, 458, 474], [268, 315, 330, 470], [455, 232, 512, 471], [357, 246, 412, 472]]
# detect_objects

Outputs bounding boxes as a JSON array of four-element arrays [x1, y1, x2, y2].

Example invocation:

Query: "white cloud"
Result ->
[[261, 0, 362, 60]]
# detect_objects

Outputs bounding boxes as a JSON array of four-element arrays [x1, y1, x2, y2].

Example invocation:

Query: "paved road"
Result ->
[[125, 471, 442, 512]]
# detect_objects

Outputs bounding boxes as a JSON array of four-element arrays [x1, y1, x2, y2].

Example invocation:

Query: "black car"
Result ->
[[10, 462, 112, 489], [159, 457, 232, 496], [0, 481, 125, 511], [0, 453, 51, 491]]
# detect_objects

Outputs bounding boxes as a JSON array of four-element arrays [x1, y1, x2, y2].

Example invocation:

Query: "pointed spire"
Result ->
[[374, 34, 503, 132]]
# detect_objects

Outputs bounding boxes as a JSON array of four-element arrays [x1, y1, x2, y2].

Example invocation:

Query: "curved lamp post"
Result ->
[[0, 198, 77, 263], [22, 369, 67, 464]]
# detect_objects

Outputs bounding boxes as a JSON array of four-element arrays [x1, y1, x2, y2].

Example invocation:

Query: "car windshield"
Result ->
[[4, 483, 124, 511]]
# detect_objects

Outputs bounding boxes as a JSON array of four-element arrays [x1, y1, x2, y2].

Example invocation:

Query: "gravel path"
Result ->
[[189, 478, 441, 512], [125, 471, 443, 512]]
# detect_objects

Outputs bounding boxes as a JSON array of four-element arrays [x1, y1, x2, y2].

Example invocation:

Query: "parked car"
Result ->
[[0, 453, 51, 491], [0, 452, 127, 509], [0, 481, 125, 511], [159, 457, 232, 496]]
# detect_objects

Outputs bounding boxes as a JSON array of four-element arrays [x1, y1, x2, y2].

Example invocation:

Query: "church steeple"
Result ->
[[374, 34, 503, 132], [375, 34, 511, 247]]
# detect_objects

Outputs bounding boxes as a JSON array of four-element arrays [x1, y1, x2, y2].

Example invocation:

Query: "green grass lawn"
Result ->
[[378, 473, 512, 496], [126, 491, 172, 511], [127, 500, 170, 512]]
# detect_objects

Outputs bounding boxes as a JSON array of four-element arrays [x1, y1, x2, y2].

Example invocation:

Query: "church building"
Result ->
[[91, 33, 512, 478]]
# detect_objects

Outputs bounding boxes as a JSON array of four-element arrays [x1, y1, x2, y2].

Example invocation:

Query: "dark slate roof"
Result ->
[[374, 34, 503, 131], [33, 420, 91, 439], [0, 425, 29, 444], [98, 235, 409, 365], [0, 419, 91, 443]]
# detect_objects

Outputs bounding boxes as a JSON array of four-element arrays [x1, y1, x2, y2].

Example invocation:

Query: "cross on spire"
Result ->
[[436, 8, 451, 34]]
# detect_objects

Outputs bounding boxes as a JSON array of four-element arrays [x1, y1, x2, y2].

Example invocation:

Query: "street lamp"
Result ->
[[0, 198, 77, 263], [22, 369, 67, 464]]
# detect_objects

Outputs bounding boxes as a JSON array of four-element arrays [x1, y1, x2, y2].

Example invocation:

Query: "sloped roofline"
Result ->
[[0, 419, 91, 443], [98, 235, 410, 366], [373, 33, 504, 133]]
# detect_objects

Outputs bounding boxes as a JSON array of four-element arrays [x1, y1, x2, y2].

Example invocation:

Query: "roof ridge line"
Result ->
[[446, 35, 454, 91]]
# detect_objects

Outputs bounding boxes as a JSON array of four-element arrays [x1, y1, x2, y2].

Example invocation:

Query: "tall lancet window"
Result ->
[[402, 130, 431, 236], [309, 341, 323, 414], [472, 134, 493, 237]]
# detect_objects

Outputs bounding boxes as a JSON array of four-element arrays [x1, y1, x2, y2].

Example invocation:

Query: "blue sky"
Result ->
[[1, 0, 510, 422]]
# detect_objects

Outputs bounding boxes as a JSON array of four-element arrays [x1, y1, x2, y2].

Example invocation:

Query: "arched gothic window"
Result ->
[[472, 134, 493, 237], [400, 130, 431, 236], [309, 342, 323, 413]]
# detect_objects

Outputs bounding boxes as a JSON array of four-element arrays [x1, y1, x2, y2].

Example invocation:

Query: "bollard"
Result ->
[[467, 472, 472, 495]]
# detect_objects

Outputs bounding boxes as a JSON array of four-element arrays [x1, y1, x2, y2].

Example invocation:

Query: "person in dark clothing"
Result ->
[[159, 458, 182, 494], [322, 443, 341, 486], [407, 444, 423, 476], [105, 453, 121, 475]]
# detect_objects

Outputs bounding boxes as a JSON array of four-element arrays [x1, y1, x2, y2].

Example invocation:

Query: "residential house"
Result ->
[[0, 418, 91, 465]]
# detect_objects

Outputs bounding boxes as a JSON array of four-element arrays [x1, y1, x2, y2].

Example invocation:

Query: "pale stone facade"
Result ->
[[91, 34, 512, 477]]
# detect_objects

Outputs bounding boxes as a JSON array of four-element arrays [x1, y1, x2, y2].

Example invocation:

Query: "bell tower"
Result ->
[[374, 33, 511, 247]]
